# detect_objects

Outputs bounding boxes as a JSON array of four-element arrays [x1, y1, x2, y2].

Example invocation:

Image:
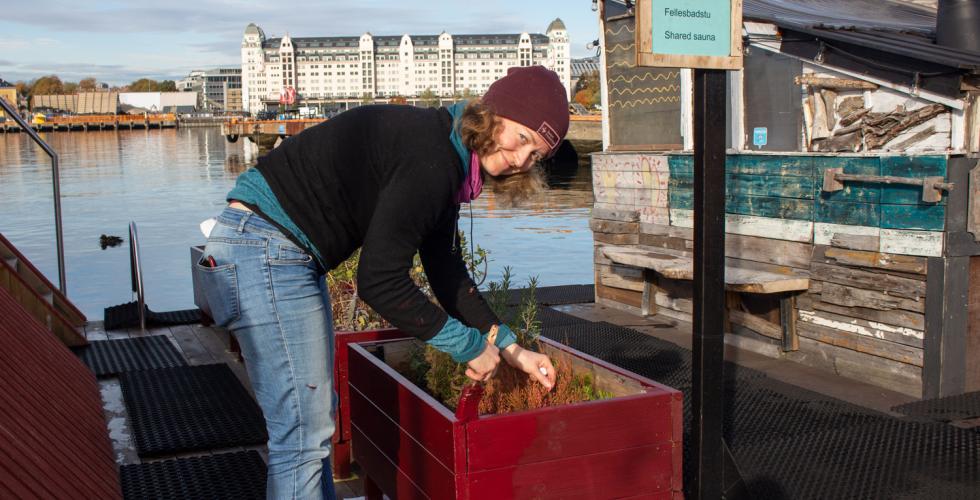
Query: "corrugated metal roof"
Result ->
[[0, 286, 121, 499], [744, 0, 980, 70]]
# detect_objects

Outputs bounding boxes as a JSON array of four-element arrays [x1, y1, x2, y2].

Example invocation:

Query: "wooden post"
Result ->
[[691, 67, 727, 500]]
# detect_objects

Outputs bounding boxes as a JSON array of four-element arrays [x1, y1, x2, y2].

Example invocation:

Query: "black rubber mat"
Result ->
[[500, 305, 590, 329], [486, 284, 595, 307], [893, 391, 980, 423], [104, 300, 202, 331], [120, 364, 267, 457], [72, 335, 187, 378], [121, 450, 266, 499]]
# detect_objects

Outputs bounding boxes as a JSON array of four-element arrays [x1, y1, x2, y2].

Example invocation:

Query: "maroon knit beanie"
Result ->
[[481, 66, 569, 157]]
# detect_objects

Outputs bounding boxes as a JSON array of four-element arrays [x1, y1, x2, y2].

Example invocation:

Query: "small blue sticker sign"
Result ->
[[753, 127, 767, 147], [278, 124, 286, 134]]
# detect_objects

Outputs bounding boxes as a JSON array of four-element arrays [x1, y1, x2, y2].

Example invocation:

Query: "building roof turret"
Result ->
[[547, 18, 566, 32]]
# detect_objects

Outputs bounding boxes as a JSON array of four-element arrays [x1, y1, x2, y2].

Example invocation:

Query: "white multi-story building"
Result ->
[[240, 20, 570, 114]]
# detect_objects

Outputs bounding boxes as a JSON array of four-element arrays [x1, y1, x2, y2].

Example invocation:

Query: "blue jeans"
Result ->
[[197, 207, 337, 500]]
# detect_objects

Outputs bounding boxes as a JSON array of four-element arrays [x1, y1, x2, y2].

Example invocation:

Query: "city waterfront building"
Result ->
[[0, 79, 16, 119], [240, 20, 570, 114], [570, 56, 600, 90], [177, 68, 243, 111]]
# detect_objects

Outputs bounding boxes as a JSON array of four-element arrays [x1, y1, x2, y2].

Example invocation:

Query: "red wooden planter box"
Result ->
[[348, 336, 684, 499]]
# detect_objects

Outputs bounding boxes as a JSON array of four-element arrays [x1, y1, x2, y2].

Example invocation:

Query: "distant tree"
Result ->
[[31, 75, 64, 96], [128, 78, 175, 92], [63, 82, 79, 94], [573, 70, 601, 109], [14, 81, 31, 98], [78, 77, 98, 91], [419, 88, 439, 108], [361, 92, 374, 104], [461, 88, 474, 99], [158, 80, 176, 92]]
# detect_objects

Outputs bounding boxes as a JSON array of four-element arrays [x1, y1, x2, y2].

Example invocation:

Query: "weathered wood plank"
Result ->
[[879, 229, 944, 257], [799, 338, 922, 398], [813, 245, 928, 275], [639, 222, 693, 239], [814, 198, 880, 227], [639, 233, 693, 252], [729, 174, 816, 199], [880, 204, 946, 231], [595, 282, 643, 309], [798, 293, 925, 331], [727, 155, 813, 177], [596, 264, 644, 292], [592, 207, 639, 223], [727, 213, 814, 242], [809, 262, 926, 299], [817, 281, 926, 313], [814, 222, 879, 248], [594, 232, 639, 245], [729, 309, 782, 340], [795, 75, 879, 90], [589, 219, 639, 234], [726, 195, 814, 221], [592, 153, 670, 173], [797, 307, 924, 348], [667, 155, 693, 175], [798, 321, 923, 366]]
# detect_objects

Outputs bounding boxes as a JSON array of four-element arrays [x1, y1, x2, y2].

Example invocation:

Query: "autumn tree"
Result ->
[[31, 75, 64, 96], [158, 80, 176, 91], [78, 77, 98, 91], [573, 70, 600, 110]]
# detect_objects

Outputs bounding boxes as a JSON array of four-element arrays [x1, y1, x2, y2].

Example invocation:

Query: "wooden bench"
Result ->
[[602, 246, 810, 351]]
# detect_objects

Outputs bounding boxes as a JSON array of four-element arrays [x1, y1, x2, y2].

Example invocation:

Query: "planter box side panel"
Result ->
[[351, 425, 432, 500], [334, 329, 410, 442], [465, 394, 677, 471], [348, 343, 462, 497], [465, 442, 679, 499]]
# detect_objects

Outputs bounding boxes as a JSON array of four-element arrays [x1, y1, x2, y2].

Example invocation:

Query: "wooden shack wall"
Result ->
[[592, 152, 958, 397]]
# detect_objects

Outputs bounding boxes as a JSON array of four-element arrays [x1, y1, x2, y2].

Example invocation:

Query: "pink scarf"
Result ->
[[455, 151, 483, 203]]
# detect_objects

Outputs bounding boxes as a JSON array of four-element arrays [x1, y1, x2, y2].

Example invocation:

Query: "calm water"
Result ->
[[0, 127, 594, 318]]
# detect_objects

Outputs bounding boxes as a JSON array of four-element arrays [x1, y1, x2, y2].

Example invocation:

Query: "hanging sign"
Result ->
[[636, 0, 743, 69]]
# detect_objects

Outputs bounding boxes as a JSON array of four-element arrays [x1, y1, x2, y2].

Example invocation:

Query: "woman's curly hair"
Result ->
[[458, 100, 547, 206]]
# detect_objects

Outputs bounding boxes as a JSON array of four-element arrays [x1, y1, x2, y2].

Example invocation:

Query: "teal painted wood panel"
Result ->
[[726, 195, 813, 220], [671, 189, 693, 209], [815, 199, 880, 227], [727, 155, 812, 177], [880, 204, 946, 231], [879, 156, 947, 205], [668, 155, 693, 175], [729, 174, 815, 200], [812, 156, 881, 204]]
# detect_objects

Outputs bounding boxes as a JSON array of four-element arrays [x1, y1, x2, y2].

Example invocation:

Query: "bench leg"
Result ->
[[641, 269, 657, 317], [780, 294, 799, 352]]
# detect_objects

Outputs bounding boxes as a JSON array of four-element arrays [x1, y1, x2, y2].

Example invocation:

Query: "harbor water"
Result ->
[[0, 127, 595, 319]]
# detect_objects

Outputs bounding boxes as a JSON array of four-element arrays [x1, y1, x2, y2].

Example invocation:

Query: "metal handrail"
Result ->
[[0, 98, 67, 294], [128, 222, 146, 331]]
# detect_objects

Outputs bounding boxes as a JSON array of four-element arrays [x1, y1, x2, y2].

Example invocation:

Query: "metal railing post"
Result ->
[[0, 98, 67, 294]]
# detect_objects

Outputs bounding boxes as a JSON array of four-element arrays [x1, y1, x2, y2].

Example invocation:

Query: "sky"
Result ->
[[0, 1, 601, 86]]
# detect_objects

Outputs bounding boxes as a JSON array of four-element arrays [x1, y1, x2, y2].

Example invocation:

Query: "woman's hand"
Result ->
[[465, 342, 500, 382], [501, 344, 556, 390]]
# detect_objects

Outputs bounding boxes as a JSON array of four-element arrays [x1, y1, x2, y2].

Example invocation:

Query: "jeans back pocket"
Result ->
[[196, 263, 241, 327]]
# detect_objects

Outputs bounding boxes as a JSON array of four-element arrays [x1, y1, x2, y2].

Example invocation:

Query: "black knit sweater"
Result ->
[[254, 104, 498, 340]]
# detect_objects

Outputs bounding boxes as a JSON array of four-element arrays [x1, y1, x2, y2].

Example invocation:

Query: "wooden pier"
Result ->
[[1, 113, 177, 132]]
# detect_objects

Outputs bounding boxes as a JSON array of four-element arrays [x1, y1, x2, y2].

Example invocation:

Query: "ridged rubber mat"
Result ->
[[121, 450, 266, 499], [540, 320, 980, 498], [500, 305, 590, 328], [120, 364, 267, 457], [892, 391, 980, 423], [485, 284, 595, 307], [104, 300, 202, 331], [72, 335, 187, 378]]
